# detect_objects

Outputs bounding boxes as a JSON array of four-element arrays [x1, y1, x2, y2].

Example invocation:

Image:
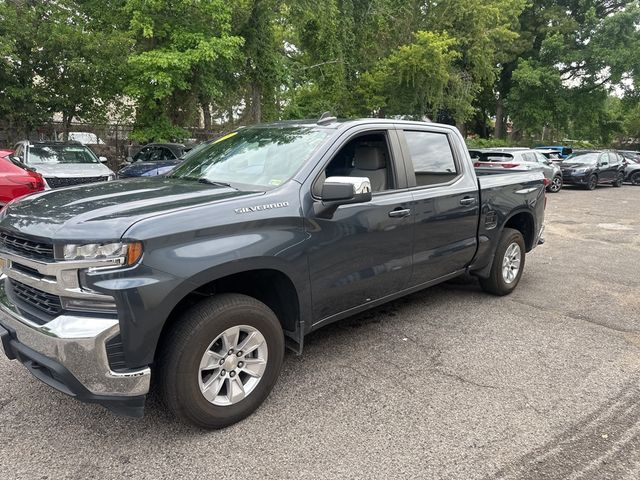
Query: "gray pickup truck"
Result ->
[[0, 119, 545, 428]]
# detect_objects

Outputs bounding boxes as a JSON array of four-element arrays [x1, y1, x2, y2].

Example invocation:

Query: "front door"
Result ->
[[304, 128, 414, 323], [598, 152, 616, 182]]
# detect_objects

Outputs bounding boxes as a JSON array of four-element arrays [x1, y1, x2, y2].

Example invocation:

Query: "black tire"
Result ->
[[479, 228, 526, 296], [158, 293, 285, 429], [612, 171, 624, 187], [548, 175, 563, 193], [631, 171, 640, 186], [586, 174, 598, 190]]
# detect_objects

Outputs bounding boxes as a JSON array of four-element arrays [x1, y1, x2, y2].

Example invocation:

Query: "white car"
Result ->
[[11, 141, 115, 189], [64, 132, 106, 145], [471, 148, 563, 193]]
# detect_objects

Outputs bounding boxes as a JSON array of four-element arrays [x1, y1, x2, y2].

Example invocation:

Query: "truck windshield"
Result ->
[[28, 145, 100, 164], [170, 127, 329, 190]]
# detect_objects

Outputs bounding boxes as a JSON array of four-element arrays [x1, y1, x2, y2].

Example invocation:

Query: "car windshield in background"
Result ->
[[564, 153, 599, 165], [170, 127, 329, 190], [28, 145, 99, 164]]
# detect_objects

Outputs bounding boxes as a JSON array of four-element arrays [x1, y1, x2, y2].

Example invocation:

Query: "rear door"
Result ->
[[397, 127, 479, 285]]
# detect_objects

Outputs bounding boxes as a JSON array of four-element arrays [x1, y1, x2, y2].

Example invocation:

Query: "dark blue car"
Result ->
[[118, 143, 190, 178], [535, 145, 573, 159]]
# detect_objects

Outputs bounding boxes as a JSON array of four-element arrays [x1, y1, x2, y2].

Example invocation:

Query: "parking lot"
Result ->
[[0, 184, 638, 479]]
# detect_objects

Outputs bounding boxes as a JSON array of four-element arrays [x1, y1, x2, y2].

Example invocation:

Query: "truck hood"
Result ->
[[30, 162, 115, 177], [0, 177, 259, 241]]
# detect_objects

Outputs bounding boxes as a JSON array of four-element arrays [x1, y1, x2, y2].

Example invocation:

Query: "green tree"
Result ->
[[125, 0, 242, 141], [359, 31, 459, 119]]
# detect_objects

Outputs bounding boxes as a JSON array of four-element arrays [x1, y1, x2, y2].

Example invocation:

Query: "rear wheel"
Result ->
[[631, 172, 640, 186], [158, 293, 285, 429], [613, 171, 624, 187], [586, 174, 598, 190], [548, 175, 562, 193], [479, 228, 526, 296]]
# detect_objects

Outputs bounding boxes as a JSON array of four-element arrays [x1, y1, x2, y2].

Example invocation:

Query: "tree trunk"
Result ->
[[202, 102, 212, 131], [456, 121, 467, 138], [62, 112, 73, 141], [495, 97, 505, 139], [250, 82, 262, 124]]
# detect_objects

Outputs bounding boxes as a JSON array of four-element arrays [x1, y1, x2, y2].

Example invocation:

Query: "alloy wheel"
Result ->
[[549, 176, 562, 192], [198, 325, 268, 406], [502, 242, 521, 284]]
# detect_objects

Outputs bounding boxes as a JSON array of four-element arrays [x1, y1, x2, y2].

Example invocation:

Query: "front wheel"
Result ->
[[586, 174, 598, 190], [548, 175, 563, 193], [612, 172, 624, 187], [479, 228, 526, 296], [158, 293, 285, 429]]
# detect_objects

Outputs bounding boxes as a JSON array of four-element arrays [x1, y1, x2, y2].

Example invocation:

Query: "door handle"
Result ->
[[460, 197, 477, 206], [388, 208, 411, 218]]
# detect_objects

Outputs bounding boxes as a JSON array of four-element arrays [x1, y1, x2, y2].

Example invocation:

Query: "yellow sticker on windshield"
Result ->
[[213, 132, 238, 144]]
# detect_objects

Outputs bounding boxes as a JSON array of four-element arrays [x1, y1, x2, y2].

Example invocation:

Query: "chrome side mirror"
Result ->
[[321, 176, 372, 202], [315, 176, 372, 218]]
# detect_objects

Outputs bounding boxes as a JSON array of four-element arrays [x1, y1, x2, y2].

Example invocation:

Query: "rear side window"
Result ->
[[608, 153, 620, 166], [404, 131, 457, 186]]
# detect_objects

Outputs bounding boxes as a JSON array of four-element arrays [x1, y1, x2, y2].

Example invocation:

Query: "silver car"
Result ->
[[471, 148, 563, 193], [11, 141, 115, 189]]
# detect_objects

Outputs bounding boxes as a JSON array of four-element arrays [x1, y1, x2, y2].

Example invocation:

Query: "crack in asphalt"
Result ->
[[508, 297, 636, 335]]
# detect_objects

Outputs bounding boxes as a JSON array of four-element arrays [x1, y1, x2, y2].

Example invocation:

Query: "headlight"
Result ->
[[62, 241, 143, 266], [573, 168, 589, 174]]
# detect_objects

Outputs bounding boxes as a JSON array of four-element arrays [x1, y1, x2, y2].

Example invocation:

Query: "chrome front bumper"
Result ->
[[0, 276, 150, 398]]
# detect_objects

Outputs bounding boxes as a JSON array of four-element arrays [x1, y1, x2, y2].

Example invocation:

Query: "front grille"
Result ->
[[0, 232, 54, 260], [45, 176, 108, 188], [9, 279, 63, 316]]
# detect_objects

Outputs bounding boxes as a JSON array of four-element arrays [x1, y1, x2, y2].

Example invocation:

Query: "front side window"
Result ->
[[404, 131, 457, 186], [147, 148, 166, 162], [171, 127, 330, 190], [27, 145, 99, 164]]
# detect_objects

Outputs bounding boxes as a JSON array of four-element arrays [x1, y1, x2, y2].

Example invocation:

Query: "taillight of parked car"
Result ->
[[474, 162, 520, 168], [8, 173, 45, 191]]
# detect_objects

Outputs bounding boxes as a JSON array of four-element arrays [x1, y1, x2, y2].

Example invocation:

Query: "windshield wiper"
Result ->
[[197, 178, 237, 189]]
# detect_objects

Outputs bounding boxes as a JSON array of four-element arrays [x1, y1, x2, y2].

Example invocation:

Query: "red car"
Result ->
[[0, 154, 45, 206]]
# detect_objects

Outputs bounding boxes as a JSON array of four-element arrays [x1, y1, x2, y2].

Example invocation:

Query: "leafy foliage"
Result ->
[[0, 0, 638, 146]]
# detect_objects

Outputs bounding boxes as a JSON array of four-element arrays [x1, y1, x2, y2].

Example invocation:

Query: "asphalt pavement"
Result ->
[[1, 183, 639, 479]]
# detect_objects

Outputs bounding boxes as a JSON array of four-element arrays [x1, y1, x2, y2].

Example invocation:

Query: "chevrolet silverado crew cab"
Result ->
[[0, 119, 545, 428]]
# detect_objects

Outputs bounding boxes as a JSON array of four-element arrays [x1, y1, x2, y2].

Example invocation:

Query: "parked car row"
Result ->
[[0, 136, 637, 209], [470, 147, 640, 193]]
